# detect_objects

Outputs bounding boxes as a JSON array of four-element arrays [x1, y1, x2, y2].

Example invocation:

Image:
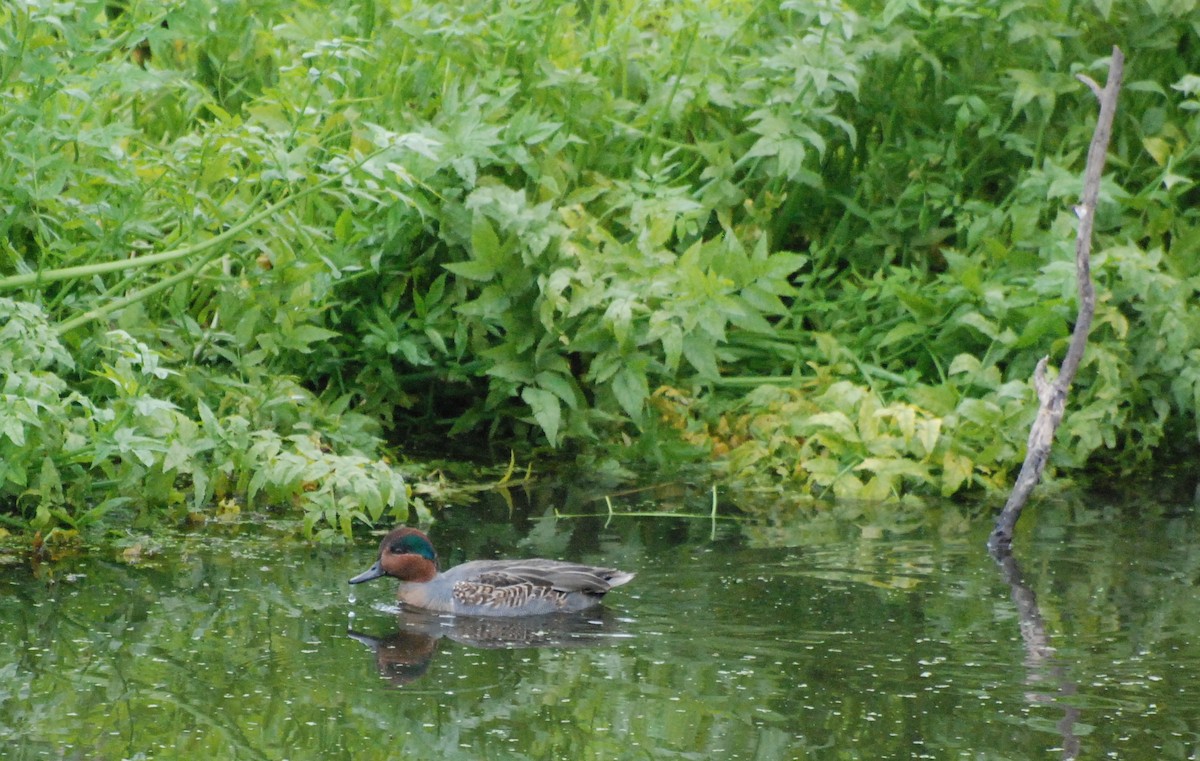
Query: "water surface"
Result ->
[[2, 481, 1198, 759]]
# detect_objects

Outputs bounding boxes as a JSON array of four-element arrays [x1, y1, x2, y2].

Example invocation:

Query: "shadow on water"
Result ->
[[348, 608, 628, 688]]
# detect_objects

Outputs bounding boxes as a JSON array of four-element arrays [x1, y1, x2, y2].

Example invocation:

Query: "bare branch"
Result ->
[[988, 47, 1124, 556], [1076, 73, 1103, 99]]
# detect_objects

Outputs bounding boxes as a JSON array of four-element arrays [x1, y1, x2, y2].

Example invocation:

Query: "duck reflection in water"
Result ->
[[348, 607, 628, 688], [347, 526, 635, 686]]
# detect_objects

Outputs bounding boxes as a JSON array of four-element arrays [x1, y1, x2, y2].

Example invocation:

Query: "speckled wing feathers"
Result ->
[[448, 559, 634, 611]]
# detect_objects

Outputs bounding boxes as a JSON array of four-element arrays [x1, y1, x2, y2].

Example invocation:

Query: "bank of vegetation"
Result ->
[[2, 0, 1198, 538]]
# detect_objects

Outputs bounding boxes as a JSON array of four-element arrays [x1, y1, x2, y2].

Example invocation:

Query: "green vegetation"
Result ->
[[2, 0, 1199, 536]]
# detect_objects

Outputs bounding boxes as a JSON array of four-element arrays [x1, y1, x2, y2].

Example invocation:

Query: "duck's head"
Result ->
[[349, 527, 439, 584]]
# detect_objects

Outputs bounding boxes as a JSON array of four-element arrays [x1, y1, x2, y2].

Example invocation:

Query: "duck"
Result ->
[[349, 527, 635, 617]]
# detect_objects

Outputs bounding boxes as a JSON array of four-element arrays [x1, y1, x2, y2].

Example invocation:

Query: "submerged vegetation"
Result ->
[[2, 0, 1199, 537]]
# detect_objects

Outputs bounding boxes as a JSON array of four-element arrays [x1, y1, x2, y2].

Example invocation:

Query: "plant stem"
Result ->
[[0, 147, 389, 292], [55, 251, 217, 334]]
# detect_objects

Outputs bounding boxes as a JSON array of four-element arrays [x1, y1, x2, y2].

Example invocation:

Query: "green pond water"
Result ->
[[2, 480, 1199, 760]]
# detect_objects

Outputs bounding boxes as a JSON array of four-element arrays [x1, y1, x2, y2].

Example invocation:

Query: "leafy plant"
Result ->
[[4, 0, 1200, 534]]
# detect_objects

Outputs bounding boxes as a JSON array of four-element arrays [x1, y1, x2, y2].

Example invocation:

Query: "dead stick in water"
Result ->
[[987, 46, 1124, 555]]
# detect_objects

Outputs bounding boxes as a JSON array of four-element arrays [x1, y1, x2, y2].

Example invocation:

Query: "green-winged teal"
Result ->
[[349, 527, 635, 617]]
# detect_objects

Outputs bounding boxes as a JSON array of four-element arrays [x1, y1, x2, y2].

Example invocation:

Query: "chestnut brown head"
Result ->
[[349, 527, 439, 585]]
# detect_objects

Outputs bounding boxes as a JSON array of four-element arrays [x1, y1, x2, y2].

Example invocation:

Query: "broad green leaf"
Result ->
[[163, 440, 194, 473], [860, 475, 897, 501], [0, 410, 26, 447], [589, 350, 622, 384], [741, 285, 789, 316], [444, 259, 498, 282], [682, 334, 720, 379], [855, 457, 931, 481], [948, 353, 982, 376], [830, 474, 866, 500], [38, 457, 63, 503], [426, 274, 447, 306], [942, 451, 975, 495], [535, 371, 578, 408], [657, 322, 683, 373], [916, 418, 942, 456], [235, 306, 263, 348], [287, 325, 340, 352], [197, 401, 219, 434], [192, 469, 210, 511], [956, 311, 1001, 341], [1014, 311, 1067, 349], [877, 405, 916, 442], [1171, 73, 1200, 95], [891, 286, 940, 320], [612, 365, 648, 421], [521, 387, 561, 445], [334, 208, 354, 242], [878, 322, 926, 348], [605, 298, 634, 346], [456, 284, 510, 316], [802, 411, 856, 438], [723, 296, 774, 332], [471, 214, 502, 267]]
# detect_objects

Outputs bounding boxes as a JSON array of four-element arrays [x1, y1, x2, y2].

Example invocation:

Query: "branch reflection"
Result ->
[[992, 549, 1081, 760]]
